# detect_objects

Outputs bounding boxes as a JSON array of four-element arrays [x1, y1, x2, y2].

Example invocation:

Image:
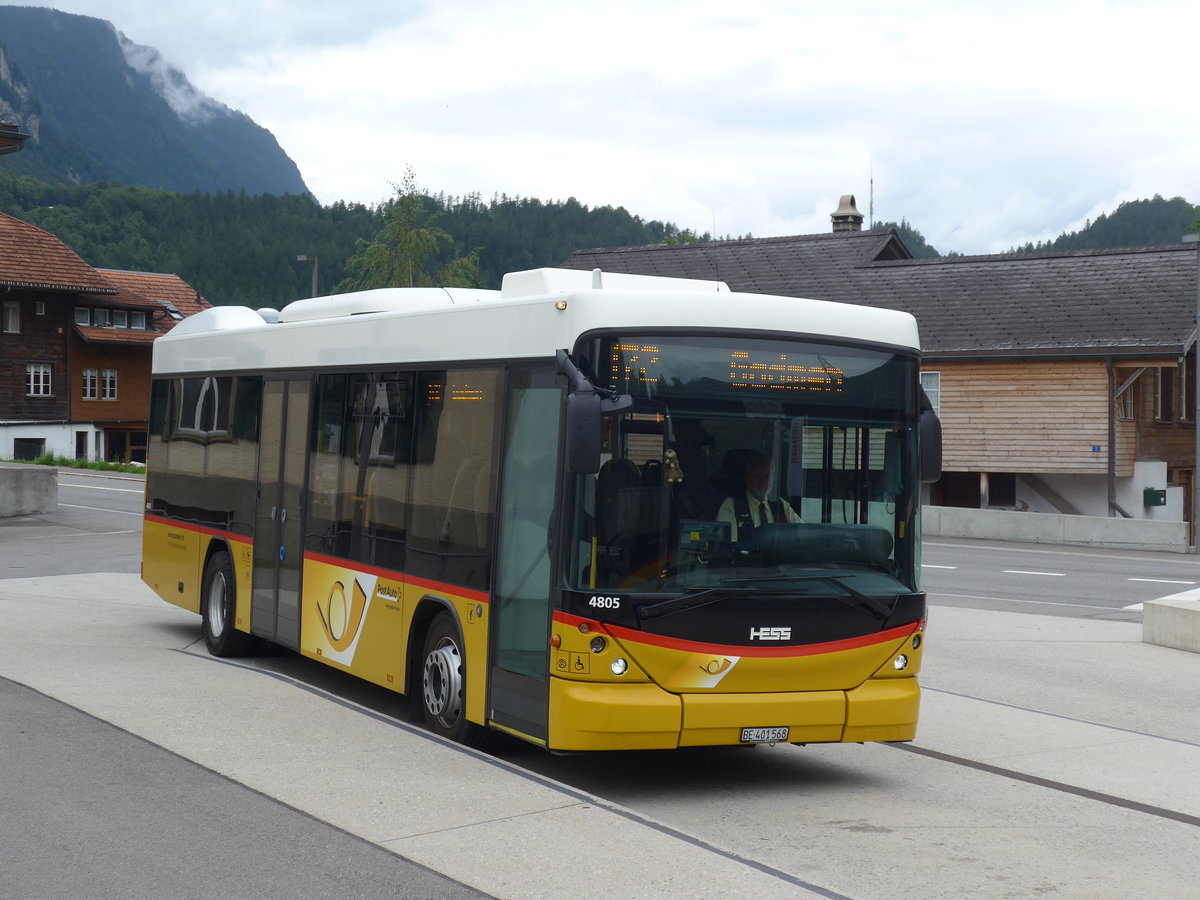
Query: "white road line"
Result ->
[[58, 503, 142, 517], [1124, 603, 1144, 611], [930, 591, 1122, 611], [1002, 570, 1066, 577], [921, 564, 958, 569], [1128, 578, 1196, 585], [59, 483, 143, 493]]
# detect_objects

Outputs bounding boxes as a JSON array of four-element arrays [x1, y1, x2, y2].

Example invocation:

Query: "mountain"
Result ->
[[0, 6, 308, 196], [1012, 195, 1197, 254]]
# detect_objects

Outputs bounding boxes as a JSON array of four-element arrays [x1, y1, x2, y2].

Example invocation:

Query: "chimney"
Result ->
[[831, 194, 864, 233]]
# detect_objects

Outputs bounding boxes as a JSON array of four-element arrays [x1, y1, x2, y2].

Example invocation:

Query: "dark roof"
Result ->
[[563, 232, 1199, 359]]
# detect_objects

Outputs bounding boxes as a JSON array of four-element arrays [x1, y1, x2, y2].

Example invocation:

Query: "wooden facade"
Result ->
[[0, 289, 71, 423], [931, 359, 1137, 477], [0, 212, 209, 462]]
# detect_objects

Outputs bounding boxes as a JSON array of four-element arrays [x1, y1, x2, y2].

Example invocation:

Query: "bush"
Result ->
[[16, 453, 144, 474]]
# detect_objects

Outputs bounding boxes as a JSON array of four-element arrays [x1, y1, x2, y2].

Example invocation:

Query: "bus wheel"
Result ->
[[421, 612, 490, 748], [201, 551, 254, 657]]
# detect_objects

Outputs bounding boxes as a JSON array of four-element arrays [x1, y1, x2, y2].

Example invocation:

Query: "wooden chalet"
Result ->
[[563, 202, 1199, 528], [0, 211, 210, 463]]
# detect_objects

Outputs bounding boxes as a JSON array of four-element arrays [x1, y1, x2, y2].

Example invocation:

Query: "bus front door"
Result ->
[[488, 369, 559, 745], [251, 375, 312, 649]]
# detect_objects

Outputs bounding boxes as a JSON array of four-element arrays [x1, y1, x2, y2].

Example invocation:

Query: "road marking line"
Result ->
[[1124, 603, 1144, 611], [59, 484, 143, 493], [58, 503, 142, 517], [930, 591, 1124, 611], [1002, 570, 1066, 577], [921, 564, 958, 569], [1128, 578, 1196, 585]]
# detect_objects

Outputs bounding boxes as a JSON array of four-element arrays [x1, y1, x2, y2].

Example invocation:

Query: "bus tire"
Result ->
[[201, 550, 255, 658], [420, 611, 490, 749]]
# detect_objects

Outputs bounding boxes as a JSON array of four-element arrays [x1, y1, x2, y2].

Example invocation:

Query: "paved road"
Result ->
[[4, 472, 1200, 897], [0, 677, 485, 900], [922, 536, 1200, 621]]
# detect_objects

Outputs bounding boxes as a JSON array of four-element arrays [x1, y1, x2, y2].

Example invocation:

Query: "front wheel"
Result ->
[[201, 550, 255, 657], [420, 611, 491, 749]]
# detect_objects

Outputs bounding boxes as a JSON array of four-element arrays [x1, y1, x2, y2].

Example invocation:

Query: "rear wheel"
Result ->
[[420, 611, 491, 748], [201, 550, 255, 657]]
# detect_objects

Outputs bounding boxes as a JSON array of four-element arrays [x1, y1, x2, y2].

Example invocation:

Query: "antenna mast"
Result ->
[[869, 162, 875, 229]]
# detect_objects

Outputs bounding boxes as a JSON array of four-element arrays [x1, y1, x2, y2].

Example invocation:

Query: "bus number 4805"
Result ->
[[589, 595, 621, 609]]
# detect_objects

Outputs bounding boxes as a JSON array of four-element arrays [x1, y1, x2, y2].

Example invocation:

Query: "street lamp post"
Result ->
[[296, 254, 319, 298]]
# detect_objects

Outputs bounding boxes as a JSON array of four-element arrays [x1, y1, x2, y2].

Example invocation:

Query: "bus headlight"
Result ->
[[590, 636, 606, 653], [611, 658, 628, 676], [893, 654, 908, 671]]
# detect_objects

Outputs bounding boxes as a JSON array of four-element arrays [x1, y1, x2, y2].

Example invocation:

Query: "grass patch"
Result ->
[[8, 453, 146, 474]]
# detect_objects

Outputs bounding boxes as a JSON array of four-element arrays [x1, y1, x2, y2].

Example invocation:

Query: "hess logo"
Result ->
[[750, 626, 791, 641]]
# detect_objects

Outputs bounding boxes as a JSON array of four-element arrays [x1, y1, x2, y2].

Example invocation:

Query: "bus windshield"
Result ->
[[567, 334, 921, 600]]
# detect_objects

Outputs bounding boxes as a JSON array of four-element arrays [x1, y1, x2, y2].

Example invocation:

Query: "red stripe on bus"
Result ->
[[553, 610, 918, 658]]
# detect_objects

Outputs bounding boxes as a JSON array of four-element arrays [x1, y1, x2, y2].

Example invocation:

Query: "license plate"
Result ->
[[740, 726, 789, 744]]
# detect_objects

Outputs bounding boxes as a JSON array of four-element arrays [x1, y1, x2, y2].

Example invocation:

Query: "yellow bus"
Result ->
[[141, 267, 940, 751]]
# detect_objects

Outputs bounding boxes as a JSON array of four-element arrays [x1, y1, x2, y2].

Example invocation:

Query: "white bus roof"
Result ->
[[152, 267, 921, 375]]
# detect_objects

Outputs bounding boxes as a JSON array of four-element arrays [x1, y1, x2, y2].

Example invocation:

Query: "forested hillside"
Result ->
[[1013, 195, 1197, 253], [0, 172, 695, 305]]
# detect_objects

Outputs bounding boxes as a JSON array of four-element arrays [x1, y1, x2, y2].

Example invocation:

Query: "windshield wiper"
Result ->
[[718, 574, 894, 620], [635, 587, 756, 622]]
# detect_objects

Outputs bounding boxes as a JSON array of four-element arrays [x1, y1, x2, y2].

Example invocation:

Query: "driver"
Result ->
[[716, 450, 800, 540]]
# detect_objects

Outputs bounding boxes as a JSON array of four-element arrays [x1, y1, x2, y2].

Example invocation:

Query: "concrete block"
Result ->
[[1143, 590, 1200, 654], [0, 465, 58, 517]]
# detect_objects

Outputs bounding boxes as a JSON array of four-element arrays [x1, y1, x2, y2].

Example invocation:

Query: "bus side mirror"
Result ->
[[920, 407, 942, 483], [566, 390, 603, 474]]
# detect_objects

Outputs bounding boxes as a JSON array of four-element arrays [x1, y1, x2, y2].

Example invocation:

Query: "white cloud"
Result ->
[[24, 0, 1200, 253]]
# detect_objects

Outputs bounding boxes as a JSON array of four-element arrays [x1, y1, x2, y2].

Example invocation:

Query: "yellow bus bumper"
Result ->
[[547, 676, 919, 751]]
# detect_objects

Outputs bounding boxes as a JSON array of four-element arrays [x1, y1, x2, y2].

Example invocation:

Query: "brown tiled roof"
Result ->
[[74, 325, 159, 345], [97, 269, 211, 319], [563, 233, 1199, 359], [0, 211, 116, 293]]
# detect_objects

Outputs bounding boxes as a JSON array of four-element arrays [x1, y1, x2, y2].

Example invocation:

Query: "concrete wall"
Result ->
[[923, 504, 1189, 553], [0, 465, 58, 517], [0, 422, 104, 462], [1016, 461, 1183, 522]]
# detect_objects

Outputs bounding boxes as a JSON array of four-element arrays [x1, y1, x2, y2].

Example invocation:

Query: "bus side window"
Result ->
[[406, 369, 500, 591]]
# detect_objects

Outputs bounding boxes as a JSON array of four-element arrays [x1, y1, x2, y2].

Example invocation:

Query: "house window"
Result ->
[[93, 309, 110, 327], [102, 369, 118, 400], [3, 300, 18, 333], [26, 363, 52, 397], [35, 301, 46, 316], [131, 311, 146, 329], [75, 307, 91, 325], [82, 368, 99, 400], [1155, 367, 1175, 423], [113, 310, 128, 328], [921, 370, 941, 416]]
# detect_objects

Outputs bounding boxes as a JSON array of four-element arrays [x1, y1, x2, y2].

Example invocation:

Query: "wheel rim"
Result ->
[[206, 570, 228, 639], [423, 636, 463, 728]]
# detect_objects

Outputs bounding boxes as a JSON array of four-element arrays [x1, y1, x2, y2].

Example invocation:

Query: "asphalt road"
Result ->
[[4, 470, 1200, 898], [0, 677, 485, 900], [921, 536, 1200, 621], [1, 470, 488, 900]]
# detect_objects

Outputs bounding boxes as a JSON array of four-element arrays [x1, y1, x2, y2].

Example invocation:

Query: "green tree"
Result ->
[[336, 171, 480, 291]]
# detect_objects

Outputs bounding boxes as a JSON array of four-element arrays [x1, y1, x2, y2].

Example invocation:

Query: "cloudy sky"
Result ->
[[29, 0, 1200, 254]]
